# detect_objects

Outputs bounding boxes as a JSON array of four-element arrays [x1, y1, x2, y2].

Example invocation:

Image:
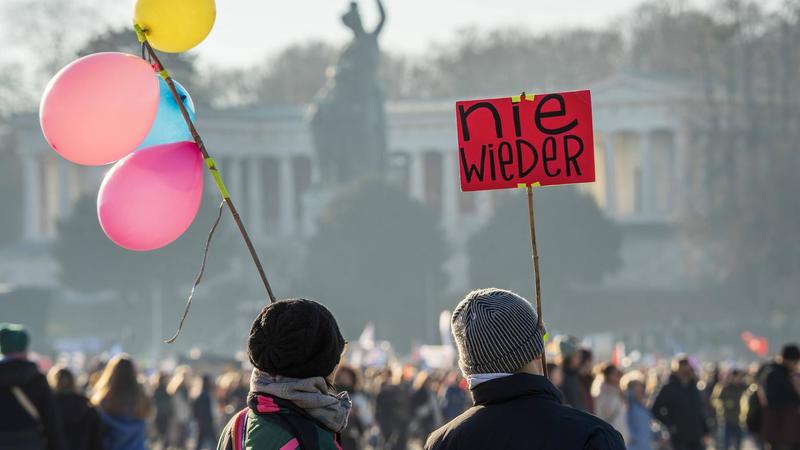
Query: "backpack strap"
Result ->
[[12, 387, 42, 423], [223, 407, 249, 450]]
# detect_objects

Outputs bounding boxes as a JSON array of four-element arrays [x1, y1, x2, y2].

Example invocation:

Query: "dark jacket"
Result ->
[[651, 374, 708, 446], [759, 362, 800, 444], [192, 389, 217, 441], [425, 373, 626, 450], [375, 383, 412, 434], [562, 367, 589, 411], [0, 358, 67, 450], [152, 385, 172, 437], [54, 393, 103, 450], [710, 382, 747, 425]]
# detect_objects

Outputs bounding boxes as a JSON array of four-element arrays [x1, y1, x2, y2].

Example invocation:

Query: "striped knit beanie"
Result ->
[[451, 288, 545, 376]]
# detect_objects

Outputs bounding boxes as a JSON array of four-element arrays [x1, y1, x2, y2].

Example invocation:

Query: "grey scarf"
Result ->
[[249, 369, 352, 433]]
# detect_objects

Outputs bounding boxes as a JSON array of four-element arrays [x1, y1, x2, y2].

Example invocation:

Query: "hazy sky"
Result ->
[[192, 0, 644, 66], [89, 0, 782, 67]]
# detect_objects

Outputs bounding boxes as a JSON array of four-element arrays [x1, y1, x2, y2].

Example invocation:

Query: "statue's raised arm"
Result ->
[[372, 0, 386, 37]]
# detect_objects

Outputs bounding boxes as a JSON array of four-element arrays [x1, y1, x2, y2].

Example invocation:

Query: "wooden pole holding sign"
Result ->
[[525, 184, 549, 379], [455, 89, 596, 381]]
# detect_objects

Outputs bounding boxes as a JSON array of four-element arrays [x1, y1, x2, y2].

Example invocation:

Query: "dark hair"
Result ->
[[335, 364, 361, 391], [154, 371, 170, 389], [672, 354, 691, 371], [191, 373, 214, 399], [781, 344, 800, 362], [600, 362, 619, 378], [47, 365, 76, 394]]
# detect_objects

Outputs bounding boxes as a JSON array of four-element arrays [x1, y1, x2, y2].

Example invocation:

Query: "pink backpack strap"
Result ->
[[231, 408, 250, 450]]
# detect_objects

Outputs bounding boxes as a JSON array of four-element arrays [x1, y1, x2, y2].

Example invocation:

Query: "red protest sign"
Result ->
[[456, 90, 595, 191]]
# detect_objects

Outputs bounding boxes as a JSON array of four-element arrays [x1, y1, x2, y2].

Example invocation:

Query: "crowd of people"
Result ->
[[1, 301, 798, 450]]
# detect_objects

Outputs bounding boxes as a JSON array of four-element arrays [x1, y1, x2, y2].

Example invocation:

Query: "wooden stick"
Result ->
[[526, 185, 549, 379], [141, 40, 276, 304]]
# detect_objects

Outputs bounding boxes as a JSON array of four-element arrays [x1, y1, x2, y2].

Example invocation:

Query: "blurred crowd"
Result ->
[[1, 323, 798, 450]]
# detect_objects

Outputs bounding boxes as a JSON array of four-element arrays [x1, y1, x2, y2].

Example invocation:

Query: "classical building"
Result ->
[[0, 74, 705, 310]]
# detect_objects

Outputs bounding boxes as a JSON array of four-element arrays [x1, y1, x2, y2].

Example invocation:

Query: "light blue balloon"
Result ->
[[137, 78, 196, 149]]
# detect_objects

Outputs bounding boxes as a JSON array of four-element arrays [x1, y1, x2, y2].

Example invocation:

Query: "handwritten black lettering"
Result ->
[[458, 102, 503, 141], [534, 94, 578, 135]]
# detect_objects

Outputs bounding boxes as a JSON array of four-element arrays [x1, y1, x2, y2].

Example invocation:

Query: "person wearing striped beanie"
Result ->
[[425, 288, 626, 450]]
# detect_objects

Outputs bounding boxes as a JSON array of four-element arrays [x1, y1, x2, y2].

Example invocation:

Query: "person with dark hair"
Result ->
[[559, 336, 590, 411], [711, 369, 747, 450], [425, 288, 626, 450], [192, 374, 219, 450], [745, 363, 770, 450], [759, 343, 800, 450], [410, 371, 444, 442], [0, 323, 67, 450], [47, 365, 103, 450], [335, 364, 373, 449], [91, 354, 152, 450], [579, 349, 596, 414], [217, 298, 350, 450], [150, 372, 172, 448], [375, 369, 412, 450], [651, 356, 709, 450]]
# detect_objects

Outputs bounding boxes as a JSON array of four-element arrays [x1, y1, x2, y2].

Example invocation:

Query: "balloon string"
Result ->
[[164, 201, 225, 344]]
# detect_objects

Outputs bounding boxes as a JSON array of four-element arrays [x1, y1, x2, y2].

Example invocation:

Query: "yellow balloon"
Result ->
[[134, 0, 216, 53]]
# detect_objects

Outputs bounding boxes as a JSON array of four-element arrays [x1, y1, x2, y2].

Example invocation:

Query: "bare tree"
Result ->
[[632, 0, 800, 300], [3, 0, 101, 77]]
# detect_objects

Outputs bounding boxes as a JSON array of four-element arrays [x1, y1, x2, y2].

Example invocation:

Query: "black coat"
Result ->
[[759, 362, 800, 444], [192, 390, 216, 440], [562, 367, 589, 411], [425, 373, 626, 450], [0, 358, 67, 450], [54, 393, 103, 450], [761, 362, 800, 409], [651, 375, 708, 446]]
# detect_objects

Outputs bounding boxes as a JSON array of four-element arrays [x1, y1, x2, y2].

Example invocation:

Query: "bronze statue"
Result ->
[[309, 0, 387, 186]]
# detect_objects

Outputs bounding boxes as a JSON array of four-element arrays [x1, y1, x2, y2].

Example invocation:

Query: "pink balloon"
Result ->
[[97, 141, 204, 251], [40, 52, 159, 166]]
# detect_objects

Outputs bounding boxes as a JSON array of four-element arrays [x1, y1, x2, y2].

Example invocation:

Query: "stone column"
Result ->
[[226, 157, 243, 203], [442, 151, 459, 234], [603, 132, 617, 217], [21, 155, 42, 241], [673, 126, 690, 216], [408, 151, 425, 202], [280, 157, 296, 236], [641, 131, 654, 217], [57, 159, 71, 220], [247, 157, 264, 239]]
